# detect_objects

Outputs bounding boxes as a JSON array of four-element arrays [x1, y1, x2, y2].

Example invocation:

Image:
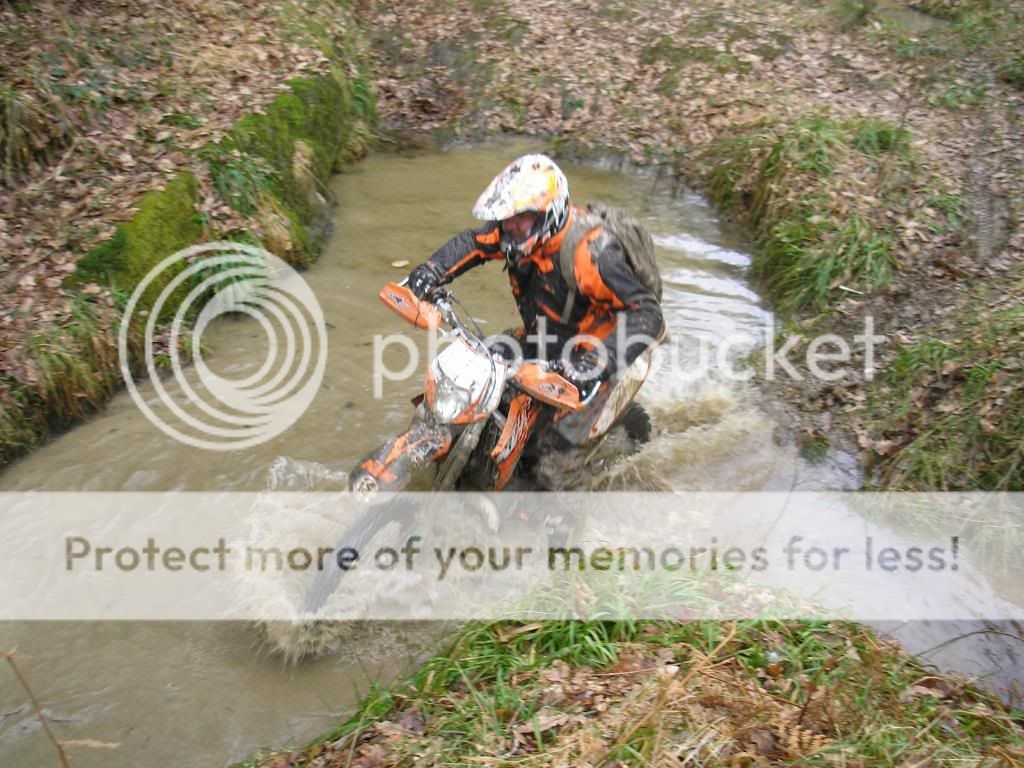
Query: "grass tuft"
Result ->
[[200, 143, 279, 216], [850, 117, 912, 155], [871, 276, 1024, 492], [0, 82, 69, 185], [831, 0, 878, 30], [24, 296, 122, 425], [997, 52, 1024, 89], [702, 112, 905, 313]]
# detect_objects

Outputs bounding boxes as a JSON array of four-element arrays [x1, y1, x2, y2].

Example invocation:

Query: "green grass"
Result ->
[[951, 4, 1000, 47], [925, 192, 967, 234], [702, 112, 907, 313], [849, 117, 912, 156], [799, 431, 831, 463], [0, 291, 139, 462], [200, 144, 279, 216], [871, 279, 1024, 492], [997, 52, 1024, 89], [757, 213, 896, 312], [26, 297, 117, 423], [929, 79, 989, 108], [233, 619, 1024, 767], [159, 111, 203, 128], [894, 36, 953, 59]]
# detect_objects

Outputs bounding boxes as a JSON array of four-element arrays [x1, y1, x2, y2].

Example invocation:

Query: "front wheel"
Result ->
[[453, 418, 502, 490], [302, 498, 417, 614]]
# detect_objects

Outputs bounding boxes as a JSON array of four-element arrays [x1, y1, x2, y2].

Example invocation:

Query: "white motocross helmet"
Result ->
[[472, 154, 569, 259]]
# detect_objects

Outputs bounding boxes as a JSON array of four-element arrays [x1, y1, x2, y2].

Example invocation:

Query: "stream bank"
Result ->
[[236, 621, 1024, 767], [0, 0, 376, 467]]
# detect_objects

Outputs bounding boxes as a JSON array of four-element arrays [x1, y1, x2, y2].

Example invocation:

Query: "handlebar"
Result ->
[[382, 280, 599, 410], [424, 289, 602, 407]]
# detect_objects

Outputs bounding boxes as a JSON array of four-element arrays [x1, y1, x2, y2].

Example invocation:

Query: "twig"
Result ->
[[2, 648, 71, 768], [15, 136, 81, 199], [676, 623, 738, 690], [918, 628, 1024, 658], [0, 703, 28, 721], [494, 622, 545, 642], [796, 684, 817, 727]]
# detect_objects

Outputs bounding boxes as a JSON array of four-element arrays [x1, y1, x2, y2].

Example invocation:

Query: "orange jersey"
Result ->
[[424, 205, 663, 372]]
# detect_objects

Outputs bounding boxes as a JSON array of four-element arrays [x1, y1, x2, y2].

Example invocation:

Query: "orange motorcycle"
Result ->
[[348, 281, 654, 496], [301, 281, 654, 615]]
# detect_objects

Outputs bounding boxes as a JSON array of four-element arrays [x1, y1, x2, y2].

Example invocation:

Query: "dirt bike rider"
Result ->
[[404, 153, 664, 447]]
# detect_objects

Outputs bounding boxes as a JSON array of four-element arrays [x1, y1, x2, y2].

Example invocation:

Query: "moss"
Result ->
[[72, 172, 202, 318], [712, 52, 752, 75], [640, 36, 717, 67], [201, 71, 365, 262], [226, 74, 353, 216]]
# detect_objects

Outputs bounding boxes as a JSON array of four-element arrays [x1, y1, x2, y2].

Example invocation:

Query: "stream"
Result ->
[[0, 140, 1019, 767]]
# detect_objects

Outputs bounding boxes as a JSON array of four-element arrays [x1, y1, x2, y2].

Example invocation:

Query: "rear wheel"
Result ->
[[618, 401, 652, 446]]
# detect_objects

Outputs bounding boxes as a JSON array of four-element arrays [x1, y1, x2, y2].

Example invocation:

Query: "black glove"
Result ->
[[486, 329, 525, 363], [554, 350, 610, 400], [407, 262, 442, 300], [486, 339, 519, 363]]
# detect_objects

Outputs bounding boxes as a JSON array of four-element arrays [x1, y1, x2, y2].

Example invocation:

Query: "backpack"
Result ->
[[558, 202, 662, 323]]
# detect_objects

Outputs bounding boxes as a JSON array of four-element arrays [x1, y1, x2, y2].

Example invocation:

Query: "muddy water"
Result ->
[[0, 141, 1017, 766]]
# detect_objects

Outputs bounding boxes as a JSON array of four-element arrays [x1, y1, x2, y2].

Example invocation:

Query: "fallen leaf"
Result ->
[[61, 740, 121, 750]]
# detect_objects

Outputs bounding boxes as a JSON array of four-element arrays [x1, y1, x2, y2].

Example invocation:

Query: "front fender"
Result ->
[[349, 419, 455, 494]]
